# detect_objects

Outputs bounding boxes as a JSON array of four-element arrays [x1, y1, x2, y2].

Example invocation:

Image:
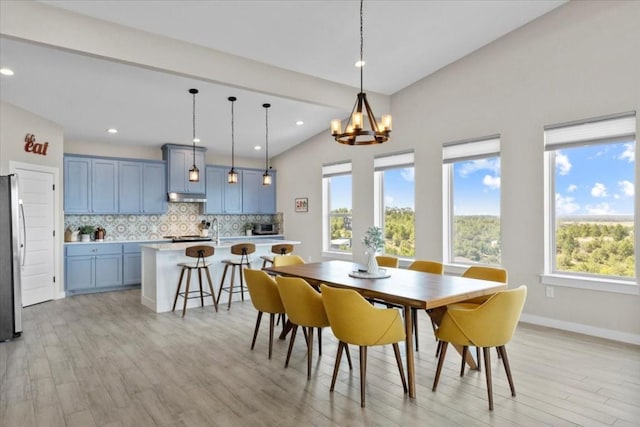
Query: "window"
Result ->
[[443, 135, 501, 265], [374, 152, 415, 257], [544, 112, 636, 284], [322, 162, 352, 253]]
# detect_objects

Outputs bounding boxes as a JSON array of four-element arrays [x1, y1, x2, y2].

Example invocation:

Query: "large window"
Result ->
[[545, 112, 636, 282], [443, 135, 501, 265], [374, 152, 415, 257], [322, 162, 352, 253]]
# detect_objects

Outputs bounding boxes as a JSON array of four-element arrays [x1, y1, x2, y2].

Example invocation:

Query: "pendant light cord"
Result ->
[[231, 98, 235, 169], [192, 91, 196, 165], [360, 0, 364, 94], [265, 106, 269, 171]]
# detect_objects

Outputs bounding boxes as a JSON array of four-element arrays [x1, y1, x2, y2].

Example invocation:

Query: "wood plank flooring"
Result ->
[[1, 289, 639, 426]]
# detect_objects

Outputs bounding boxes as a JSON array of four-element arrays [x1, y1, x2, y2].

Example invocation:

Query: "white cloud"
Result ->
[[555, 193, 580, 215], [458, 158, 500, 177], [400, 167, 414, 182], [586, 203, 613, 215], [567, 184, 577, 192], [555, 152, 571, 175], [618, 180, 634, 197], [619, 143, 635, 163], [384, 195, 394, 205], [590, 182, 607, 198], [482, 174, 500, 190]]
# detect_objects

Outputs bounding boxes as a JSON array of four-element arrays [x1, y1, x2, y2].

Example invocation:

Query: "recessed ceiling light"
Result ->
[[106, 128, 118, 134], [254, 145, 262, 150], [355, 60, 365, 68], [295, 120, 304, 126], [0, 68, 15, 76]]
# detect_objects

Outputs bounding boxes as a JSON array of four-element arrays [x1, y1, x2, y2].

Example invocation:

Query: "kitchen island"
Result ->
[[140, 238, 301, 313]]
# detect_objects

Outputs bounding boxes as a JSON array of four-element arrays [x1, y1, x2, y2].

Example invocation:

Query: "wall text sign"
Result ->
[[24, 133, 49, 156]]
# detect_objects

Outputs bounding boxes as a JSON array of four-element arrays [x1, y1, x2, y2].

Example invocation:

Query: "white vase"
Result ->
[[366, 251, 379, 274], [80, 234, 90, 242]]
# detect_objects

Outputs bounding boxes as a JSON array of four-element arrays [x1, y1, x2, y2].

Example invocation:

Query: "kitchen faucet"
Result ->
[[212, 218, 220, 245]]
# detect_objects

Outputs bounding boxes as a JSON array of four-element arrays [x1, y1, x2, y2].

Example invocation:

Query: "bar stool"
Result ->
[[216, 243, 256, 310], [172, 245, 217, 317], [260, 243, 294, 268]]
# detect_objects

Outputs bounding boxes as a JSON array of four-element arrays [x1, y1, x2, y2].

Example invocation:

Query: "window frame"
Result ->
[[542, 111, 638, 295], [322, 162, 353, 258], [442, 135, 501, 267]]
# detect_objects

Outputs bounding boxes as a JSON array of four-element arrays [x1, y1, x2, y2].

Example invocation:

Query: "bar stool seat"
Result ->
[[172, 245, 217, 317], [216, 243, 256, 310], [260, 243, 294, 268]]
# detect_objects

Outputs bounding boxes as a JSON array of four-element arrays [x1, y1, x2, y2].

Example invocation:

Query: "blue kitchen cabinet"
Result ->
[[64, 156, 91, 213], [123, 243, 142, 285], [65, 256, 94, 291], [65, 243, 123, 294], [142, 162, 167, 213], [162, 144, 206, 194], [119, 160, 167, 214], [242, 169, 276, 213], [204, 166, 225, 214], [118, 161, 143, 213], [91, 158, 119, 213], [95, 254, 123, 288], [225, 171, 243, 213]]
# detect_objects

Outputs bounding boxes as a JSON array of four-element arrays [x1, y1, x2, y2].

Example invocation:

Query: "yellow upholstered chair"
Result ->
[[244, 269, 285, 359], [407, 260, 444, 351], [261, 243, 295, 268], [432, 285, 527, 410], [272, 255, 305, 267], [276, 276, 339, 379], [375, 255, 399, 268], [321, 284, 407, 408]]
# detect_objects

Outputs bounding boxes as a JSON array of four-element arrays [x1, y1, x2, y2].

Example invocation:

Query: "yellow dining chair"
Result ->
[[273, 254, 305, 267], [276, 276, 349, 379], [260, 243, 295, 268], [407, 260, 444, 351], [321, 284, 407, 408], [432, 285, 527, 410], [375, 255, 399, 268], [244, 269, 285, 359]]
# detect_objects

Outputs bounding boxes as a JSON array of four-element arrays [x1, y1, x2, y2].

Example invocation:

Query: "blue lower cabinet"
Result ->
[[65, 243, 124, 295], [123, 243, 143, 285], [95, 255, 123, 288]]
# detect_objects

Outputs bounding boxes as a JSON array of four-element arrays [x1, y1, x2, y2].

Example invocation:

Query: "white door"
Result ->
[[14, 167, 56, 306]]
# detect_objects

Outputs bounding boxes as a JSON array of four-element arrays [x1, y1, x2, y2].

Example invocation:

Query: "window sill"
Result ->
[[540, 274, 639, 295], [321, 251, 352, 261]]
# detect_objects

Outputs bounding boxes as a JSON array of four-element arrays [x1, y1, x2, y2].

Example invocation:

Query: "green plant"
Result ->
[[78, 225, 95, 235], [362, 226, 384, 252], [243, 222, 254, 232]]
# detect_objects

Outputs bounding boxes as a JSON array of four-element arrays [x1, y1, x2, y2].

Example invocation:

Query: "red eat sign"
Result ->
[[24, 134, 49, 156]]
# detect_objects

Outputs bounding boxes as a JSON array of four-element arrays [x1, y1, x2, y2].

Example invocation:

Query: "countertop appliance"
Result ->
[[253, 223, 277, 235], [0, 175, 23, 341], [164, 235, 213, 243]]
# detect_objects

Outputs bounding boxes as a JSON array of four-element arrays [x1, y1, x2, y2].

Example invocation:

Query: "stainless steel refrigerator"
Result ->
[[0, 174, 23, 341]]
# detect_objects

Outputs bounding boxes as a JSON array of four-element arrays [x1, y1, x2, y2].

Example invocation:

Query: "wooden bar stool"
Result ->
[[260, 243, 294, 268], [216, 243, 256, 310], [171, 245, 217, 317]]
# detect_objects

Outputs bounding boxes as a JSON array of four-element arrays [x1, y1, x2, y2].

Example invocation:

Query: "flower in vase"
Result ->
[[362, 226, 384, 253]]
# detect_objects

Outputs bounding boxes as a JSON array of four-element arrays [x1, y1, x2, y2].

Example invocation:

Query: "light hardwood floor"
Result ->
[[1, 289, 639, 426]]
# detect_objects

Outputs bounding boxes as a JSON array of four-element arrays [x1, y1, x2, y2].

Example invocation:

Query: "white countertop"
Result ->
[[64, 234, 287, 245], [141, 238, 300, 252]]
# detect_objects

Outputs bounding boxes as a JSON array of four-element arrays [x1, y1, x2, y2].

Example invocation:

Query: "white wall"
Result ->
[[272, 1, 640, 342]]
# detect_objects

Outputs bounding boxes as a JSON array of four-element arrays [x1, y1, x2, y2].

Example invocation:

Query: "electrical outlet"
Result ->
[[546, 286, 554, 298]]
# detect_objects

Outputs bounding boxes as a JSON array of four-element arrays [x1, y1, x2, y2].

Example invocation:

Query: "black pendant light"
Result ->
[[262, 103, 272, 186], [330, 0, 391, 145], [188, 88, 200, 182], [227, 96, 238, 184]]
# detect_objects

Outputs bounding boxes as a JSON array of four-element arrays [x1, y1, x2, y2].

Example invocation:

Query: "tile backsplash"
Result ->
[[65, 203, 283, 241]]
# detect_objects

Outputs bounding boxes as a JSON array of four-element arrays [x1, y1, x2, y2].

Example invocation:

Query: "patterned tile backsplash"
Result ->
[[65, 203, 283, 241]]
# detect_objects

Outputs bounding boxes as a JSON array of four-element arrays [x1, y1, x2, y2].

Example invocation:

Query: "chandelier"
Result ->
[[227, 96, 238, 184], [188, 88, 200, 182], [331, 0, 391, 145], [262, 103, 272, 186]]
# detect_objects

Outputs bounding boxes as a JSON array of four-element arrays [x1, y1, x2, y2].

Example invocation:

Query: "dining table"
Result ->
[[263, 259, 507, 399]]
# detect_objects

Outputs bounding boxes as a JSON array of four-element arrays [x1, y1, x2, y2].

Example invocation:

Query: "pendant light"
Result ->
[[227, 96, 238, 184], [330, 0, 391, 145], [188, 88, 200, 182], [262, 103, 272, 186]]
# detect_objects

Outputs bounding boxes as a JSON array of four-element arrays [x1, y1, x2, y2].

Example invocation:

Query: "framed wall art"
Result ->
[[295, 197, 308, 212]]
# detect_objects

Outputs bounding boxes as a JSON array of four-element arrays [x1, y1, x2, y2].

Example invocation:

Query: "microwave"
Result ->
[[253, 223, 277, 235]]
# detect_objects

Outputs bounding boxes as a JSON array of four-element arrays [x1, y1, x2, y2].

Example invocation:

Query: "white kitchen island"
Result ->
[[140, 238, 301, 313]]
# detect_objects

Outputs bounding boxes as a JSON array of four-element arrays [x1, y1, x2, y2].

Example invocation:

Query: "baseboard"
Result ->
[[520, 313, 640, 345]]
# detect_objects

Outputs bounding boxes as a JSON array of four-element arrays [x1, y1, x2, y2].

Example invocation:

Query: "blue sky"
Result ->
[[453, 157, 501, 215], [555, 141, 634, 216], [383, 168, 415, 209]]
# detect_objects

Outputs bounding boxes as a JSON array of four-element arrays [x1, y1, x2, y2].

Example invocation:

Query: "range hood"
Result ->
[[168, 192, 207, 203]]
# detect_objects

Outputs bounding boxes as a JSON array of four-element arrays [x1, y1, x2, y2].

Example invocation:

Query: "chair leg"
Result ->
[[204, 266, 217, 312], [483, 347, 494, 411], [216, 264, 229, 305], [251, 311, 263, 350], [498, 346, 516, 397], [318, 327, 322, 356], [476, 346, 482, 372], [181, 268, 192, 317], [227, 265, 236, 310], [239, 264, 246, 302], [197, 268, 205, 307], [359, 346, 367, 408], [435, 340, 442, 358], [306, 327, 314, 379], [392, 343, 408, 393], [460, 346, 468, 376], [172, 267, 186, 312], [330, 341, 344, 392], [268, 313, 275, 360], [432, 341, 448, 391], [284, 324, 298, 368], [344, 343, 353, 370]]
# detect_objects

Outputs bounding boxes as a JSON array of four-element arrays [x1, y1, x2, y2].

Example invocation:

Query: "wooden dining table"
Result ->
[[263, 260, 507, 398]]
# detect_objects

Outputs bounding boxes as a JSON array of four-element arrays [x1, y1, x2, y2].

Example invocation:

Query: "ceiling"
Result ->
[[0, 0, 566, 159]]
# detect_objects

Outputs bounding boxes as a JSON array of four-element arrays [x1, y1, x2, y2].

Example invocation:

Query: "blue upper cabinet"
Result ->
[[118, 161, 143, 213], [142, 162, 167, 213], [64, 156, 91, 213], [118, 160, 167, 214], [91, 158, 119, 213], [162, 144, 206, 194], [204, 166, 224, 214], [242, 169, 276, 214]]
